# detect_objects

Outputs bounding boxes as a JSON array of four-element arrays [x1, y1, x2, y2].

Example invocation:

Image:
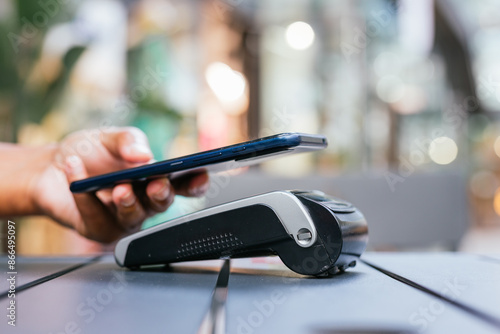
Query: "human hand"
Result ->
[[31, 127, 209, 243]]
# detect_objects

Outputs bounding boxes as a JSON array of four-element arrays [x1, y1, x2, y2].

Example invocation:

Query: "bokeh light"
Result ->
[[494, 188, 500, 216], [285, 21, 315, 50], [428, 136, 458, 165], [376, 75, 406, 103], [205, 62, 246, 103], [470, 170, 498, 199], [494, 136, 500, 158]]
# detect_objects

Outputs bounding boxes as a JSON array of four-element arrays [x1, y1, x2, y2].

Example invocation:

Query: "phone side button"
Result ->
[[170, 161, 183, 166]]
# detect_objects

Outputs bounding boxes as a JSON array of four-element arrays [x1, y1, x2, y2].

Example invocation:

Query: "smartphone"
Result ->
[[69, 132, 327, 193]]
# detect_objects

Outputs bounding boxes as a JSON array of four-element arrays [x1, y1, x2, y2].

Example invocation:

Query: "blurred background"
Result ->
[[1, 0, 500, 255]]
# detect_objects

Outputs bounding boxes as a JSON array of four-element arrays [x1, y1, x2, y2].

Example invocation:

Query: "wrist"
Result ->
[[12, 143, 60, 217], [29, 143, 61, 216]]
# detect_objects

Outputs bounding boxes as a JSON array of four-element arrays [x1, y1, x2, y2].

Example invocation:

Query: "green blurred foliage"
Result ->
[[0, 0, 83, 141]]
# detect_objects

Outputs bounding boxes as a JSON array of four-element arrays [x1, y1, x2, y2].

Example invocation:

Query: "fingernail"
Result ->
[[152, 183, 170, 201], [120, 191, 136, 207], [189, 182, 209, 197], [65, 155, 83, 175], [128, 143, 152, 156]]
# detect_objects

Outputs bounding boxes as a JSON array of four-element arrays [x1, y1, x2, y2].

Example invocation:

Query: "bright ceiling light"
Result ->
[[285, 21, 315, 50], [205, 62, 246, 103]]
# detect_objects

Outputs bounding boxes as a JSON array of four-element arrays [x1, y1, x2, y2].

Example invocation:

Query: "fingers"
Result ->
[[111, 183, 148, 230], [66, 156, 174, 242], [145, 178, 175, 212], [110, 177, 175, 232], [100, 127, 153, 163], [63, 127, 210, 244], [171, 172, 210, 197], [109, 174, 204, 230], [65, 155, 126, 243]]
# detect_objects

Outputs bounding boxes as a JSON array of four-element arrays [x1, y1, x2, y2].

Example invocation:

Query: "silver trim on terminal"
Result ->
[[114, 190, 317, 266]]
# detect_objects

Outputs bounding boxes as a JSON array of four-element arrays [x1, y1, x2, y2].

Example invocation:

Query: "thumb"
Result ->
[[100, 127, 153, 163]]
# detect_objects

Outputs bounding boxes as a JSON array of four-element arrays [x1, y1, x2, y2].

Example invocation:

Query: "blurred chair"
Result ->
[[204, 170, 469, 250]]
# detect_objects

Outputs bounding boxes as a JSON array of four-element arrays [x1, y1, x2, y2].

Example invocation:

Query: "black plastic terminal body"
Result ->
[[119, 191, 368, 276], [292, 192, 368, 275]]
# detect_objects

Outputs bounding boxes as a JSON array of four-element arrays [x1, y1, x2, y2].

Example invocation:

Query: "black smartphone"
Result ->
[[69, 132, 328, 193]]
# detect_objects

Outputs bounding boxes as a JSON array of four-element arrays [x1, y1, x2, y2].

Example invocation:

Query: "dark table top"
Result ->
[[1, 252, 499, 334]]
